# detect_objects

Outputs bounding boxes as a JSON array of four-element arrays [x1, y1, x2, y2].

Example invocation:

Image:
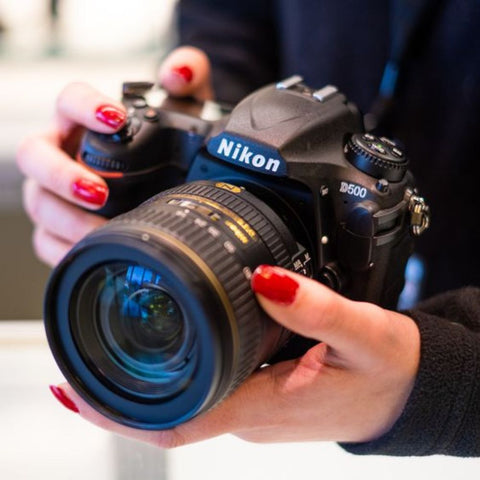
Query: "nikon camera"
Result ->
[[44, 76, 430, 429]]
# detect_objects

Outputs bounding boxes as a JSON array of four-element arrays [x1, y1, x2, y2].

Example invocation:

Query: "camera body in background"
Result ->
[[44, 76, 430, 429]]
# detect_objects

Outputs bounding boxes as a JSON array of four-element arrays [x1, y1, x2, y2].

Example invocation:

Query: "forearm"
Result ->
[[176, 0, 279, 103], [341, 287, 480, 456]]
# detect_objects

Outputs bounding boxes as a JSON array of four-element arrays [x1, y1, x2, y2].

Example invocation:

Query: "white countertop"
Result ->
[[1, 321, 479, 480]]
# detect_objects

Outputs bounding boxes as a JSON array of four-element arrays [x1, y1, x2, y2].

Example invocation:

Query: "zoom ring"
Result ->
[[167, 182, 294, 269]]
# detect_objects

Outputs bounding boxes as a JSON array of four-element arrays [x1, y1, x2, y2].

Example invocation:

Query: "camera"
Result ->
[[44, 76, 430, 429]]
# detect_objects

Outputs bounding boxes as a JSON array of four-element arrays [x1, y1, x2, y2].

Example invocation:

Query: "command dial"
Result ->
[[345, 133, 409, 182]]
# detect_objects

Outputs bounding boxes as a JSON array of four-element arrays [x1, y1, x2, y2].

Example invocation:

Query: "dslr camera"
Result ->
[[44, 76, 430, 429]]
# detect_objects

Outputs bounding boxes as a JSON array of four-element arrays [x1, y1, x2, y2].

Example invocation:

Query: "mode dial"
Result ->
[[345, 133, 409, 182]]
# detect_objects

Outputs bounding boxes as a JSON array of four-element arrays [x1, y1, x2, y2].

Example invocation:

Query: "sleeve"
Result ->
[[340, 287, 480, 456], [176, 0, 279, 103]]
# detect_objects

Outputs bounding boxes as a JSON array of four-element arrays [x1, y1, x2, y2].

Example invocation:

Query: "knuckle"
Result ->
[[298, 285, 341, 335], [55, 81, 89, 112], [66, 210, 103, 243], [45, 161, 72, 196]]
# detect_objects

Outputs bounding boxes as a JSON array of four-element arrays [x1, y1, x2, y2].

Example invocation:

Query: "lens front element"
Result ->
[[72, 263, 197, 400]]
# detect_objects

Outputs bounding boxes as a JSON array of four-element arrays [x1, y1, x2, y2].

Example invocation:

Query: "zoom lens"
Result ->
[[45, 180, 310, 429]]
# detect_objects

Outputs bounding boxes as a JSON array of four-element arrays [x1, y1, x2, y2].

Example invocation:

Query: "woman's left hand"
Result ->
[[50, 265, 420, 447]]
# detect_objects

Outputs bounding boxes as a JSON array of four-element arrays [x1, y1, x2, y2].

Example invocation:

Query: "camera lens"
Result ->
[[71, 263, 197, 399], [45, 180, 309, 429]]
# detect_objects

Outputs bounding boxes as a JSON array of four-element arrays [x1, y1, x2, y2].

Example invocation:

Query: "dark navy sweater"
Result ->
[[177, 0, 480, 456]]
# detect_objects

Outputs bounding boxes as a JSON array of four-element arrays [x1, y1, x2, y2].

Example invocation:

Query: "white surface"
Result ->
[[0, 321, 115, 480], [0, 0, 178, 162], [0, 0, 176, 57], [1, 321, 479, 480]]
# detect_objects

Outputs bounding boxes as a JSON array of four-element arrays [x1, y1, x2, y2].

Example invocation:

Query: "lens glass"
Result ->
[[72, 262, 197, 399]]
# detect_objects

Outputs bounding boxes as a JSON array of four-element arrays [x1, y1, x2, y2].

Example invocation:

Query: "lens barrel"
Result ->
[[45, 180, 304, 429]]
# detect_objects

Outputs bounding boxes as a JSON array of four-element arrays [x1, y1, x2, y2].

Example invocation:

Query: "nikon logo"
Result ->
[[216, 139, 281, 173], [206, 133, 287, 176]]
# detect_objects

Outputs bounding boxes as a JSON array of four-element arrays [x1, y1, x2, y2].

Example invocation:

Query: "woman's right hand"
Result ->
[[16, 46, 213, 268]]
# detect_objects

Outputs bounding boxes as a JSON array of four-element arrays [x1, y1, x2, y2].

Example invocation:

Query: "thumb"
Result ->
[[251, 265, 394, 359], [158, 46, 213, 100]]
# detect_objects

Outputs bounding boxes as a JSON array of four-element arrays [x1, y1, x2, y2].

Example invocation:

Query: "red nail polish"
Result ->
[[171, 65, 194, 83], [251, 265, 299, 305], [49, 385, 79, 413], [72, 179, 108, 206], [95, 104, 126, 128]]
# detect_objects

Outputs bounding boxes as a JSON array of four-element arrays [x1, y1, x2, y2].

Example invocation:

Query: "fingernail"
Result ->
[[49, 385, 79, 413], [95, 104, 126, 128], [72, 178, 108, 206], [171, 65, 194, 84], [251, 265, 299, 306]]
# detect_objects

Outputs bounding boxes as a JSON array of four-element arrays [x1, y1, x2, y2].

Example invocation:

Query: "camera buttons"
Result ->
[[312, 85, 338, 103], [376, 179, 390, 193], [276, 75, 303, 90], [392, 147, 404, 158], [345, 133, 409, 182], [108, 117, 141, 143], [132, 98, 147, 109], [144, 108, 159, 122]]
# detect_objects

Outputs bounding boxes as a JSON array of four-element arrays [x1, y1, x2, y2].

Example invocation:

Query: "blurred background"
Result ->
[[0, 2, 479, 479], [0, 0, 176, 320]]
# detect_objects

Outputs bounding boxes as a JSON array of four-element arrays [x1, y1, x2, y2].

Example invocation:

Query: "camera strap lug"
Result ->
[[406, 190, 430, 236]]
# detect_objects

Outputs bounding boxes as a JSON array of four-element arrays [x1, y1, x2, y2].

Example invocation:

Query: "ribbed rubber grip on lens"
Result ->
[[107, 181, 296, 399], [167, 182, 294, 269]]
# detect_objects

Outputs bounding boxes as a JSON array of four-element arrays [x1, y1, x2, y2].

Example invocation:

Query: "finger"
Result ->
[[250, 265, 392, 358], [17, 135, 108, 210], [55, 82, 127, 137], [162, 350, 330, 445], [32, 227, 74, 267], [23, 179, 106, 245], [158, 46, 213, 100], [50, 382, 230, 448], [51, 363, 281, 448], [49, 383, 180, 446]]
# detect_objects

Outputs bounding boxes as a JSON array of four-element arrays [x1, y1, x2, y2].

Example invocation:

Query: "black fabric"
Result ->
[[176, 0, 480, 456], [342, 287, 480, 456], [178, 0, 280, 104]]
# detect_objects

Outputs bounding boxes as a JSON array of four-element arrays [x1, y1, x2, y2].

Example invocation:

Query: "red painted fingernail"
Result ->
[[72, 178, 108, 206], [95, 104, 126, 128], [49, 385, 79, 413], [251, 265, 299, 306], [171, 65, 194, 83]]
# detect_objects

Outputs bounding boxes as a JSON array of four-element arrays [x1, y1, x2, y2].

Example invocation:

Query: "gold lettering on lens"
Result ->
[[166, 194, 257, 240], [214, 182, 243, 194], [224, 221, 249, 244]]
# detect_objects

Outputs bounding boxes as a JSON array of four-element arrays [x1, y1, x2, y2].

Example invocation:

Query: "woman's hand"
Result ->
[[16, 46, 213, 267], [16, 82, 123, 266], [50, 265, 420, 448]]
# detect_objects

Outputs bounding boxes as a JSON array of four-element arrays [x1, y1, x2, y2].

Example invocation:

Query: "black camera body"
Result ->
[[81, 77, 426, 306], [45, 76, 429, 429]]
